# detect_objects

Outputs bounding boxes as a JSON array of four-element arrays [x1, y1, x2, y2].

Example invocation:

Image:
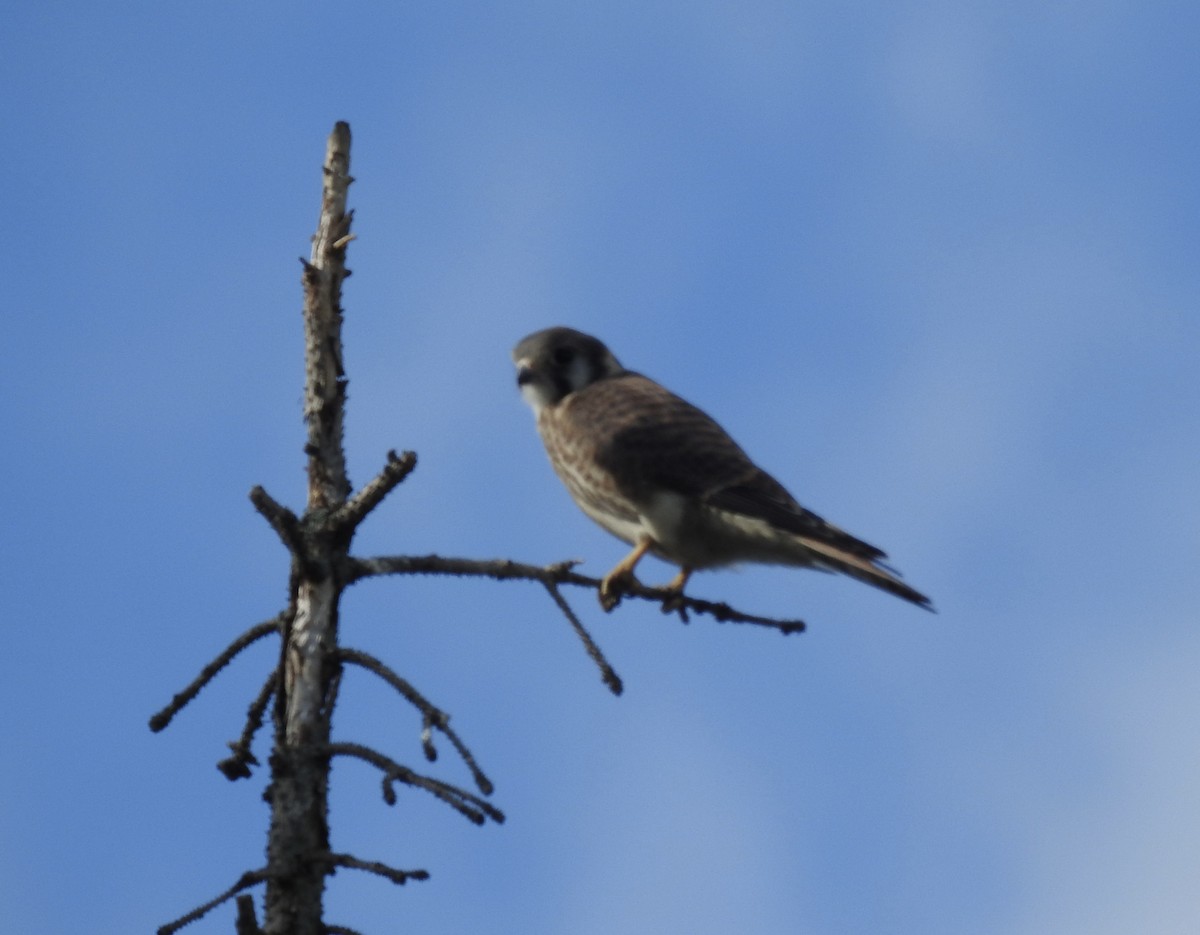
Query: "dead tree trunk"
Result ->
[[258, 120, 354, 935]]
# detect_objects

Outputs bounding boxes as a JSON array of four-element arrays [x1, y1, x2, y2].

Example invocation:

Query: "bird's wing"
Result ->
[[575, 373, 887, 561], [706, 474, 887, 561]]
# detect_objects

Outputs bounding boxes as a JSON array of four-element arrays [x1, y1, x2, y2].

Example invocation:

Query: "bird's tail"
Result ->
[[795, 536, 934, 610]]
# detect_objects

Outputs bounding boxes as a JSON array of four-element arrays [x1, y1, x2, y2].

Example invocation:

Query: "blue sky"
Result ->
[[3, 2, 1198, 933]]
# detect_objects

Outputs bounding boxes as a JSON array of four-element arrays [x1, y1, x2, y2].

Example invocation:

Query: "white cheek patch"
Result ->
[[520, 381, 553, 415]]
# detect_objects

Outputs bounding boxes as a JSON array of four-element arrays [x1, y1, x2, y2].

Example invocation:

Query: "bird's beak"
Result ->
[[515, 358, 535, 387]]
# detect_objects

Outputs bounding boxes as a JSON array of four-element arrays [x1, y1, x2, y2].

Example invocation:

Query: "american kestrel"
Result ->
[[513, 327, 931, 611]]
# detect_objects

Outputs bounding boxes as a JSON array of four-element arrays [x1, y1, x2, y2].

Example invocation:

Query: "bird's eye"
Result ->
[[552, 346, 575, 366]]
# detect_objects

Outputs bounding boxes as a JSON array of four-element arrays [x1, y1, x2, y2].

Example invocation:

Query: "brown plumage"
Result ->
[[513, 326, 932, 611]]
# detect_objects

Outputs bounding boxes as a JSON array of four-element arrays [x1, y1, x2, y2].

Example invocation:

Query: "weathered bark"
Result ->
[[261, 121, 354, 935]]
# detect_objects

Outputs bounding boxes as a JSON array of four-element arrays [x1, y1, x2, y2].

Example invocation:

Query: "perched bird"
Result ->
[[512, 327, 931, 611]]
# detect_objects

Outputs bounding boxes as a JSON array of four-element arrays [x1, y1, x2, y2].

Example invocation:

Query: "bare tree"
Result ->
[[150, 122, 803, 935]]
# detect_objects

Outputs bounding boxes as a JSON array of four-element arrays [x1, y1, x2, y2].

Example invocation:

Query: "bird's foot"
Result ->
[[660, 590, 687, 617], [598, 539, 654, 612], [658, 567, 693, 618], [599, 568, 639, 612]]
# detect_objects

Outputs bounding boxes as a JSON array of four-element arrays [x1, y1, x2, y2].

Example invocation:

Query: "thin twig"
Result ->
[[326, 741, 505, 825], [324, 851, 430, 886], [338, 647, 494, 794], [149, 618, 282, 732], [330, 450, 418, 534], [157, 868, 268, 935], [342, 554, 807, 633], [218, 671, 276, 780], [543, 582, 624, 695], [234, 894, 261, 935], [249, 487, 305, 556]]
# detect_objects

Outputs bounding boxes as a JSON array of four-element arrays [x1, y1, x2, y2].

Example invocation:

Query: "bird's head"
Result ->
[[512, 327, 625, 415]]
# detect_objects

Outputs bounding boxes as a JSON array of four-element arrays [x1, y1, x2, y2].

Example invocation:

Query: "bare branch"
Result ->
[[157, 868, 268, 935], [149, 618, 282, 732], [218, 670, 276, 780], [249, 486, 304, 557], [327, 741, 505, 826], [324, 851, 430, 886], [338, 647, 494, 794], [330, 450, 418, 534], [543, 582, 624, 695], [343, 554, 807, 634], [235, 895, 261, 935]]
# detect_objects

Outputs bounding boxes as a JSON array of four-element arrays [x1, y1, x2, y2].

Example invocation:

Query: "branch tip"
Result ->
[[149, 618, 282, 732], [328, 741, 504, 825], [338, 646, 494, 793], [157, 868, 267, 935], [325, 851, 429, 887], [543, 582, 623, 696], [234, 894, 261, 935], [249, 487, 304, 555], [330, 450, 418, 532]]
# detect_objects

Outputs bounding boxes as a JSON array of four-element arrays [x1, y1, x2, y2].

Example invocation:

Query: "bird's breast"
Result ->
[[537, 406, 644, 542]]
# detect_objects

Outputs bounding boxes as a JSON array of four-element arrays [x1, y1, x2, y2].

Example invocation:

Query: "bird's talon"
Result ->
[[599, 569, 637, 612], [658, 584, 691, 621]]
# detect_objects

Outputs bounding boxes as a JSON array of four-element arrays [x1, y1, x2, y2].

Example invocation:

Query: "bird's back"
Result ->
[[558, 372, 886, 562]]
